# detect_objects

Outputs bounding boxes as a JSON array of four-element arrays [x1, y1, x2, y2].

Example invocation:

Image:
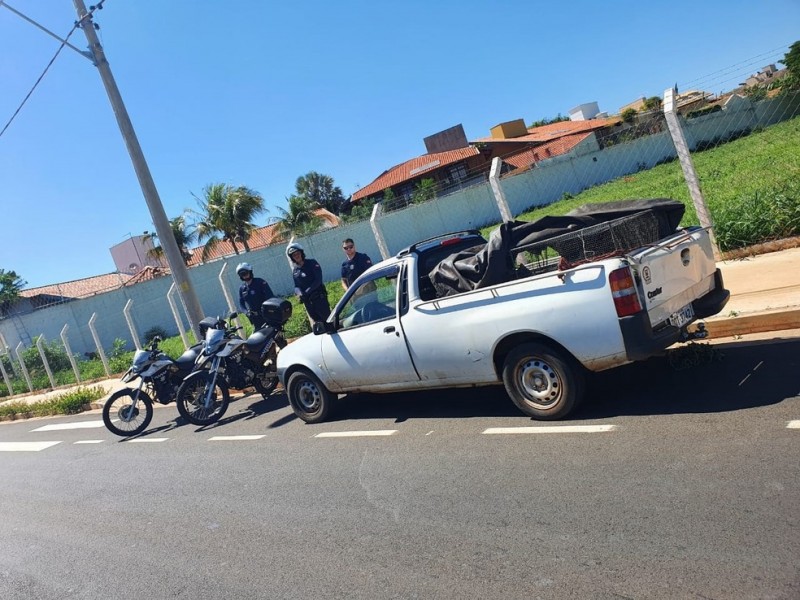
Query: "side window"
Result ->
[[338, 267, 399, 330]]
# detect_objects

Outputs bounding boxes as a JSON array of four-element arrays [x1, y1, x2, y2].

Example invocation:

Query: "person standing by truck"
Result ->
[[287, 242, 331, 323], [236, 262, 274, 330], [340, 238, 373, 291]]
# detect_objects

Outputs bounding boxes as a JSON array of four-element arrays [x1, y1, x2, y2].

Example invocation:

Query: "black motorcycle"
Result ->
[[102, 335, 201, 437], [175, 298, 291, 426]]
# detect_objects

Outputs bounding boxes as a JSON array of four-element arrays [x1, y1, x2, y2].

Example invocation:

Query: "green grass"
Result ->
[[482, 117, 800, 251], [0, 386, 106, 420]]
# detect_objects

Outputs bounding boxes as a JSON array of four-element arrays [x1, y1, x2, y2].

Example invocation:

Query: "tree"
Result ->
[[642, 96, 663, 111], [142, 214, 196, 265], [192, 183, 266, 260], [529, 113, 570, 128], [341, 198, 376, 223], [621, 108, 638, 123], [412, 178, 437, 204], [0, 269, 26, 316], [778, 40, 800, 94], [293, 171, 346, 215], [273, 195, 323, 240]]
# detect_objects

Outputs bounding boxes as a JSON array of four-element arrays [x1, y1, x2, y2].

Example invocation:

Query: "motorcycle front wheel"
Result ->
[[102, 388, 154, 437], [176, 371, 231, 426]]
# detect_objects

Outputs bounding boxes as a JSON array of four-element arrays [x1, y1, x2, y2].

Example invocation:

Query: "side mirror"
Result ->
[[228, 311, 238, 320], [312, 321, 332, 335]]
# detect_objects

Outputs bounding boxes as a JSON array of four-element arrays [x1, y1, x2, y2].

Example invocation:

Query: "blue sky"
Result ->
[[1, 0, 798, 288]]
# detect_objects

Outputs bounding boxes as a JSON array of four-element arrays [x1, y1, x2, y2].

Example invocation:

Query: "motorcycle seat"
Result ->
[[175, 348, 199, 368], [246, 326, 275, 351]]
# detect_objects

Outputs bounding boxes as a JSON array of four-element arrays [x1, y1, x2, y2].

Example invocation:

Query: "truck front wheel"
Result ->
[[286, 369, 334, 424], [502, 343, 584, 420]]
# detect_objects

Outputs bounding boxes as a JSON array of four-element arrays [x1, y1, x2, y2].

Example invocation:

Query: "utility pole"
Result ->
[[71, 0, 206, 334]]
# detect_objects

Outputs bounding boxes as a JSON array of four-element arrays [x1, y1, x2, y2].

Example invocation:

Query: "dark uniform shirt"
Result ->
[[341, 252, 373, 288], [238, 277, 274, 329], [293, 258, 330, 323]]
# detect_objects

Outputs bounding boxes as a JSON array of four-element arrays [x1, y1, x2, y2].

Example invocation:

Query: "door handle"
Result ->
[[383, 326, 396, 334]]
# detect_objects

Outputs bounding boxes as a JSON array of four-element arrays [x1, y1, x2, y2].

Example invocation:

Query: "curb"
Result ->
[[703, 309, 800, 339]]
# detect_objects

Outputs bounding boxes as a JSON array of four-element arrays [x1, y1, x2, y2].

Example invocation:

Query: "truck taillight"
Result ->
[[609, 267, 642, 317]]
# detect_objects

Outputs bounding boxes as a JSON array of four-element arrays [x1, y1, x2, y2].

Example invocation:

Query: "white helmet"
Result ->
[[236, 262, 253, 275], [286, 242, 304, 258]]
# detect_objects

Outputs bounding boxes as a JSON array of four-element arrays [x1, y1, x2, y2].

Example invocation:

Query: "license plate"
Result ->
[[668, 304, 695, 328]]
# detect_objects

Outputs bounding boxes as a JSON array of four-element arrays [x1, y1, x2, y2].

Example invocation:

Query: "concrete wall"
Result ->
[[2, 98, 797, 362]]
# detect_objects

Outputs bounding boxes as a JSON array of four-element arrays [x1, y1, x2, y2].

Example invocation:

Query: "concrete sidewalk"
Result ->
[[4, 245, 799, 411]]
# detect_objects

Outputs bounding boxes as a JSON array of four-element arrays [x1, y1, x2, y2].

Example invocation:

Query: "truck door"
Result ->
[[320, 265, 419, 389]]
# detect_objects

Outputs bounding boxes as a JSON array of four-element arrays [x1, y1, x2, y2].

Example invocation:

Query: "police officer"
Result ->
[[236, 262, 274, 330], [340, 238, 373, 291], [287, 242, 331, 323]]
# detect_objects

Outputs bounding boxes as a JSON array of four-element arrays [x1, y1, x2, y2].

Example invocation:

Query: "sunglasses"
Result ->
[[343, 245, 354, 250]]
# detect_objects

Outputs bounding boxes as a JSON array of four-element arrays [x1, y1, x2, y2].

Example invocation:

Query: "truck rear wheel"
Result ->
[[502, 343, 584, 420]]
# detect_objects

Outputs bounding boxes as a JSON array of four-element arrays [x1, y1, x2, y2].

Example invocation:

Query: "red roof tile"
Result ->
[[472, 118, 620, 144], [20, 272, 134, 300], [352, 146, 480, 202], [501, 133, 592, 169]]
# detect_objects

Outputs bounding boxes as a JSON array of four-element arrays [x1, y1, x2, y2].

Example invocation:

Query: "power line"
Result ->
[[0, 1, 106, 139]]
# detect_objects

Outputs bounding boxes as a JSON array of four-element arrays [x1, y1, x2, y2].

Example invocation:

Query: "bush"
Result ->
[[0, 386, 105, 419]]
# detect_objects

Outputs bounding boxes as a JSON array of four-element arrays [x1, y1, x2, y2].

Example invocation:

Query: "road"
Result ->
[[1, 339, 798, 599]]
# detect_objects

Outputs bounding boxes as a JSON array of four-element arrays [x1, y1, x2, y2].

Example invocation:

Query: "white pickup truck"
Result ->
[[277, 200, 730, 423]]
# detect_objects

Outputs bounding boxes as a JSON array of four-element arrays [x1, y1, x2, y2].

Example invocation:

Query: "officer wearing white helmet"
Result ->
[[286, 242, 331, 323], [236, 262, 274, 330]]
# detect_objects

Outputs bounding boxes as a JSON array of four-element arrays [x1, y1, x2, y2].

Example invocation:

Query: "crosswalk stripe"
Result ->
[[31, 420, 105, 432], [0, 441, 61, 452], [482, 425, 617, 434], [209, 435, 266, 441], [787, 420, 800, 429], [314, 430, 397, 438]]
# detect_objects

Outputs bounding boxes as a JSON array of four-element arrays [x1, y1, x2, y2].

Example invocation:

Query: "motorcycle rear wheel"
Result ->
[[102, 388, 154, 437], [176, 371, 231, 426], [253, 369, 279, 399]]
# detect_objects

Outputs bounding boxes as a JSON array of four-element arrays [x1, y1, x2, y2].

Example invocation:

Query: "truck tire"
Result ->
[[502, 343, 584, 420], [286, 369, 333, 424]]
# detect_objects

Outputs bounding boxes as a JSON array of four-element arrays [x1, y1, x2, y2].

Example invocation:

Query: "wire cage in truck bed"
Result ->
[[513, 210, 664, 275]]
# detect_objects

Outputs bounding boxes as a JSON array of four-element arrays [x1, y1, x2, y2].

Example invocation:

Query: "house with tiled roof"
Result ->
[[471, 117, 622, 173], [351, 124, 492, 206], [12, 272, 135, 315]]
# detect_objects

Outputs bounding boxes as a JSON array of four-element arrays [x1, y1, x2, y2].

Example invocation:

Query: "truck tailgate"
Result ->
[[628, 227, 718, 328]]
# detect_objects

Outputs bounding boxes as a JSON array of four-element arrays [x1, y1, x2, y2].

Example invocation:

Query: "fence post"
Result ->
[[123, 299, 141, 350], [167, 283, 190, 349], [489, 157, 514, 223], [35, 335, 57, 390], [60, 324, 82, 384], [0, 331, 20, 378], [88, 313, 111, 377], [0, 349, 13, 397], [369, 203, 391, 260], [663, 86, 721, 259], [218, 262, 243, 331], [14, 342, 33, 392]]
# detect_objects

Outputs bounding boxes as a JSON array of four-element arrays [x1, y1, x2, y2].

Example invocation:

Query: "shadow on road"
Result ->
[[326, 339, 800, 423]]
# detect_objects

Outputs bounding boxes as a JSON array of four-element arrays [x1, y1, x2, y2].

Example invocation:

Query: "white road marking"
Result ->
[[314, 430, 398, 438], [208, 435, 266, 441], [31, 420, 105, 432], [482, 425, 617, 434], [0, 441, 61, 452], [74, 440, 105, 444], [787, 420, 800, 429], [126, 438, 169, 443]]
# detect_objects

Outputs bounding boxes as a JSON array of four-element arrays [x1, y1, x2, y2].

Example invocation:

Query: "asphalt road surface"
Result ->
[[1, 339, 798, 599]]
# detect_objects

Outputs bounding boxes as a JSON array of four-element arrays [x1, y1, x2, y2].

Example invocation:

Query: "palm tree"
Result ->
[[273, 195, 323, 240], [294, 171, 346, 215], [192, 183, 266, 260], [142, 214, 196, 265], [0, 269, 26, 317]]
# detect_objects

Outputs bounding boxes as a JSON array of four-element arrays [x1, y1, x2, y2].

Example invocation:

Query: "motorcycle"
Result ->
[[102, 335, 202, 437], [175, 297, 291, 426]]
